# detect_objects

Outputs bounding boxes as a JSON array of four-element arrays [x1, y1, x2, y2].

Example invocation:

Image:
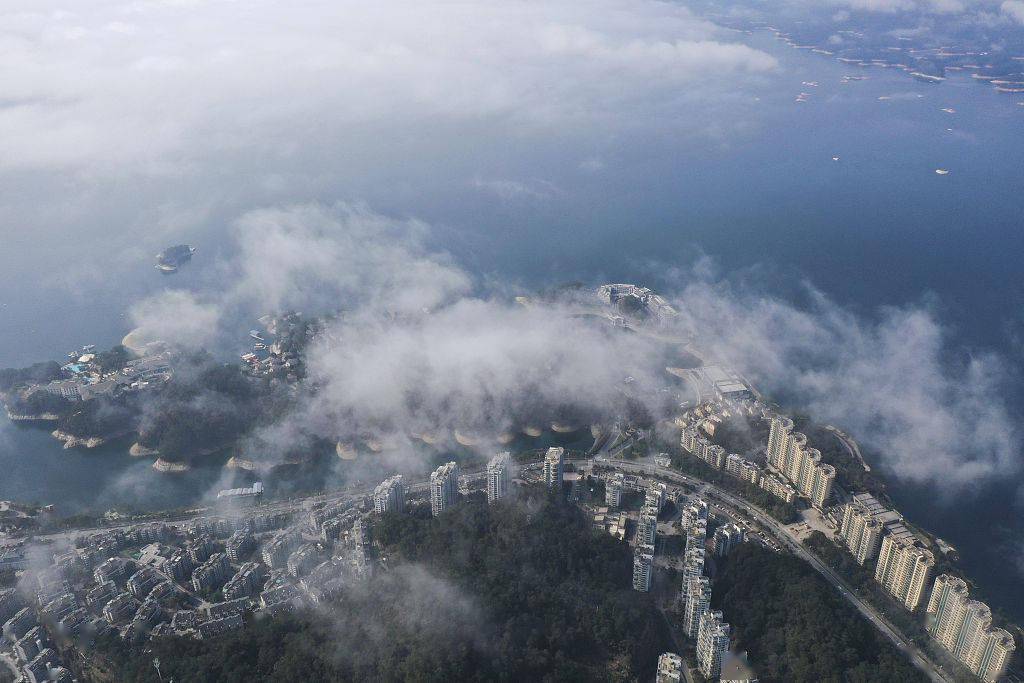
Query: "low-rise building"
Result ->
[[656, 652, 684, 683]]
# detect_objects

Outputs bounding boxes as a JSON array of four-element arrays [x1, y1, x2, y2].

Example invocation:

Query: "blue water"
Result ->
[[1, 32, 1023, 619]]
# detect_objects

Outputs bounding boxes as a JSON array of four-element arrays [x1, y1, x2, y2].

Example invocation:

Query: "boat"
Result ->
[[155, 244, 196, 273], [832, 156, 840, 161], [249, 330, 265, 341], [935, 169, 950, 175], [940, 108, 956, 113]]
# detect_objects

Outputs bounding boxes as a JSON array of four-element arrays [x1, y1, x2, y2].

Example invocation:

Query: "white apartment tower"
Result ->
[[637, 512, 658, 548], [632, 552, 653, 592], [429, 461, 460, 517], [874, 524, 935, 611], [680, 547, 706, 601], [543, 447, 564, 490], [683, 575, 712, 639], [486, 452, 512, 504], [605, 473, 624, 508], [765, 415, 835, 507], [373, 475, 405, 515], [697, 610, 731, 679], [840, 500, 884, 565], [927, 575, 1016, 683]]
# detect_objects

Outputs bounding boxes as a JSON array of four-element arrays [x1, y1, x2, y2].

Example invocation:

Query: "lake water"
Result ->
[[1, 31, 1023, 619]]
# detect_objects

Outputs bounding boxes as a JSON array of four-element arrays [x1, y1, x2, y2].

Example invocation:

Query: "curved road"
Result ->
[[600, 458, 950, 683]]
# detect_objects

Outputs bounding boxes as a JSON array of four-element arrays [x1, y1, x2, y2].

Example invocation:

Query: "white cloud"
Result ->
[[0, 0, 776, 174], [674, 276, 1021, 492], [1002, 0, 1024, 23]]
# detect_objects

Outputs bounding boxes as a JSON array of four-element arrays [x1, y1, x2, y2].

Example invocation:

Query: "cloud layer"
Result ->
[[674, 276, 1021, 490]]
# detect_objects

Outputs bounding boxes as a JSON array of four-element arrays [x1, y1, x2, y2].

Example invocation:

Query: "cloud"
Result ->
[[129, 290, 221, 349], [130, 201, 1021, 497], [470, 178, 562, 201], [1002, 0, 1024, 23], [673, 275, 1021, 492], [0, 0, 776, 175]]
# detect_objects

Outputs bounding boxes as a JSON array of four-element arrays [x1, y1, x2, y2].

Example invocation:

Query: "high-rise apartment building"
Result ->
[[683, 575, 712, 638], [927, 574, 1016, 683], [605, 473, 624, 508], [765, 414, 835, 507], [713, 524, 745, 558], [486, 452, 512, 503], [373, 475, 405, 515], [543, 447, 564, 490], [697, 610, 731, 679], [429, 462, 460, 517], [839, 493, 902, 565], [874, 524, 934, 611], [633, 552, 653, 592]]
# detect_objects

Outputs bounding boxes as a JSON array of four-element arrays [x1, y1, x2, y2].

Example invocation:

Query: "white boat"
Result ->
[[935, 169, 950, 175]]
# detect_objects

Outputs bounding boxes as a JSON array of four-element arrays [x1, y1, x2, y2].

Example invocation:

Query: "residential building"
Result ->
[[656, 652, 684, 683], [191, 553, 230, 593], [373, 475, 406, 515], [430, 461, 460, 517], [758, 473, 797, 504], [223, 562, 263, 601], [927, 574, 1016, 683], [633, 552, 653, 592], [681, 548, 706, 601], [713, 524, 745, 558], [605, 473, 624, 508], [839, 493, 901, 565], [764, 415, 835, 507], [683, 575, 712, 639], [697, 610, 731, 679], [874, 524, 935, 611], [486, 453, 512, 504], [637, 512, 658, 548], [102, 593, 139, 625], [543, 447, 564, 490], [226, 529, 256, 563]]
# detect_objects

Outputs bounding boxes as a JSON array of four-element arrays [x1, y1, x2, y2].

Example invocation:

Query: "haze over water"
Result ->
[[1, 29, 1023, 620]]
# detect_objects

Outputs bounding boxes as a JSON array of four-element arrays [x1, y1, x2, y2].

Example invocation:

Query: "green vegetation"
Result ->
[[137, 362, 262, 461], [714, 543, 927, 683], [101, 492, 671, 682], [57, 397, 136, 438], [6, 389, 71, 417], [0, 360, 62, 392], [93, 345, 136, 373], [793, 419, 890, 502]]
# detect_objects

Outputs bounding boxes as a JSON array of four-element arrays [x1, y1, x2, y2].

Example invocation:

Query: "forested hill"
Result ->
[[713, 543, 928, 683], [102, 492, 672, 682]]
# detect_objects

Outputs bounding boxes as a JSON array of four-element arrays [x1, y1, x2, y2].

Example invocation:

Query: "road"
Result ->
[[602, 458, 951, 683], [825, 425, 871, 472]]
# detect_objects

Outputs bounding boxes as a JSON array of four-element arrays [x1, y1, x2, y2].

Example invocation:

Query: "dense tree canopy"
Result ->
[[713, 543, 927, 683], [102, 492, 671, 682]]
